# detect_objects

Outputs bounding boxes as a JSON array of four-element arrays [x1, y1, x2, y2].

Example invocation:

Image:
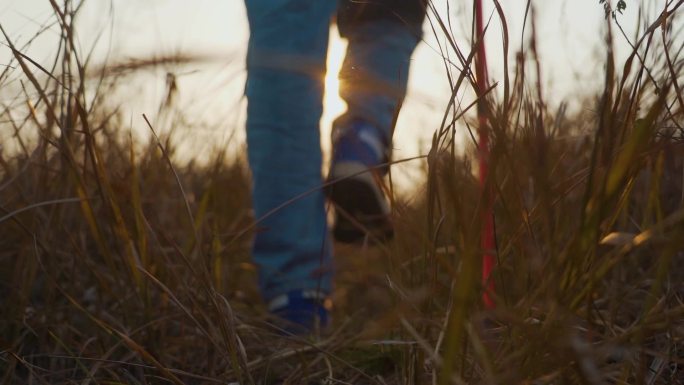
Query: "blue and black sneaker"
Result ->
[[268, 290, 329, 335], [327, 119, 394, 243]]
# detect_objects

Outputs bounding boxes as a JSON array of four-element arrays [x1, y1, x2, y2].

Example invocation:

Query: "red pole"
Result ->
[[475, 0, 495, 308]]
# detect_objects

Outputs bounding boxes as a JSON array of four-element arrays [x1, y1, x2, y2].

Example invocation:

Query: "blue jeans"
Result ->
[[244, 0, 421, 302]]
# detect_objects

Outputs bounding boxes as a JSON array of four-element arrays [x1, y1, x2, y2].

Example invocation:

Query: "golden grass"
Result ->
[[1, 1, 683, 384]]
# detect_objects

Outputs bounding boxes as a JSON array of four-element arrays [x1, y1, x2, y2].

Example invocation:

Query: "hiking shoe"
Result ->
[[268, 290, 329, 335], [327, 119, 394, 243]]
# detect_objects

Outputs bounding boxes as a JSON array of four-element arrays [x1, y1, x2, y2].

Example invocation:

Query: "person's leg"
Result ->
[[336, 0, 425, 141], [328, 1, 425, 242], [244, 0, 337, 330]]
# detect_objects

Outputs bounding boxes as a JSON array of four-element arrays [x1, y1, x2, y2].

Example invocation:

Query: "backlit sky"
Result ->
[[1, 0, 651, 188]]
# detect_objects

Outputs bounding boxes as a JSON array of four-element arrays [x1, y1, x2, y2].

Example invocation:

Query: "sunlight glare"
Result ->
[[321, 27, 348, 151]]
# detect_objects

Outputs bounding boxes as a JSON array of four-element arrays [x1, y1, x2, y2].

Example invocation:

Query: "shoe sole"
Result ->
[[327, 163, 394, 243]]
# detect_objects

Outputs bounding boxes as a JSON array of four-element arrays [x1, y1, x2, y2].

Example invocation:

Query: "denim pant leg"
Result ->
[[336, 20, 422, 144], [244, 0, 337, 302]]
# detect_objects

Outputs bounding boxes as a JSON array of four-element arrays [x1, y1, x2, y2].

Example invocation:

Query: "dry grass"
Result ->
[[1, 1, 684, 384]]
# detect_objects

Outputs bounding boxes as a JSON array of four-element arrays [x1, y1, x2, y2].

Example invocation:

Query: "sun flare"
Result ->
[[322, 27, 348, 135]]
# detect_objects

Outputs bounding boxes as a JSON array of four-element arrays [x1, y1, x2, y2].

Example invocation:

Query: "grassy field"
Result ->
[[1, 1, 684, 384]]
